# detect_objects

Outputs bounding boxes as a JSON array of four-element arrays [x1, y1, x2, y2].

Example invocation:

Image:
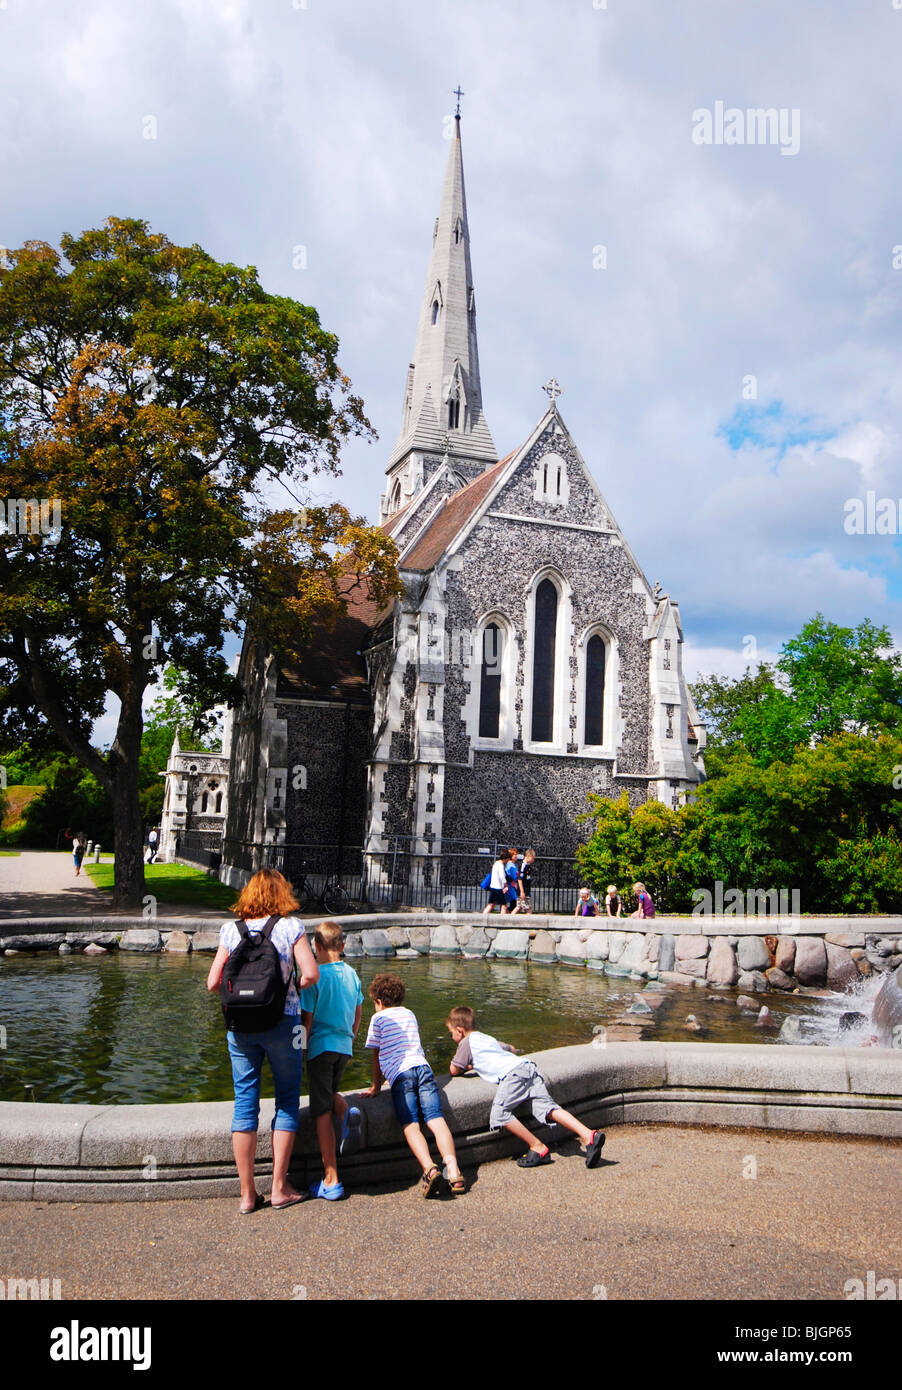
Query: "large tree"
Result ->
[[0, 218, 400, 906]]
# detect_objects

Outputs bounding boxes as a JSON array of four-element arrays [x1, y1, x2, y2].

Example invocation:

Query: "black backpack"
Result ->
[[220, 917, 289, 1032]]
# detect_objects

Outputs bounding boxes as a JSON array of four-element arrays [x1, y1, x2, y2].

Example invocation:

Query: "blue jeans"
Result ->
[[226, 1013, 303, 1133], [391, 1064, 444, 1128]]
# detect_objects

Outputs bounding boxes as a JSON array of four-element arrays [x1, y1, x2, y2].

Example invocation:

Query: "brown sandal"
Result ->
[[448, 1175, 467, 1194], [421, 1165, 444, 1198]]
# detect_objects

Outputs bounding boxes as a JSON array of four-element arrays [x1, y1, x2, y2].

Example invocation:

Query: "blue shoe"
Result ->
[[309, 1180, 345, 1201], [340, 1106, 363, 1156]]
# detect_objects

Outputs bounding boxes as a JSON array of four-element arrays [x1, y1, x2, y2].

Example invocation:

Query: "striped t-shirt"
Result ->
[[365, 1006, 428, 1086]]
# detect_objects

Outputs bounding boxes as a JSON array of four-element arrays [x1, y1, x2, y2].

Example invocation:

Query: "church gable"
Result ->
[[487, 412, 613, 535]]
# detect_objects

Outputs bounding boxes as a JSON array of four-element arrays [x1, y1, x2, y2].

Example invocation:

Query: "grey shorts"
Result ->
[[489, 1060, 559, 1131], [306, 1051, 350, 1118]]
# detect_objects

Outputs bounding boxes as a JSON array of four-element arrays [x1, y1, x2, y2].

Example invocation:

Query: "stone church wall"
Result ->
[[280, 701, 371, 849]]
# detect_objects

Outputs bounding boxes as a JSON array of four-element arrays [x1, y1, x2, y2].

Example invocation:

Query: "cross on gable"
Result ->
[[543, 377, 563, 404]]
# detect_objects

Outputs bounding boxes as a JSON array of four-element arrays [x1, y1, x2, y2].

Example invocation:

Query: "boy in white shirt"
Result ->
[[361, 973, 467, 1197], [446, 1006, 606, 1169]]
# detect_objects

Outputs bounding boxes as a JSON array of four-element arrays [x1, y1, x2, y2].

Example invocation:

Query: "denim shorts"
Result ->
[[390, 1064, 444, 1128], [227, 1013, 304, 1133]]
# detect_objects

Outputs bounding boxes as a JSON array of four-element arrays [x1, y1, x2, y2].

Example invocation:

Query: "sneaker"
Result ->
[[340, 1106, 363, 1157], [308, 1179, 345, 1201], [516, 1147, 552, 1168], [585, 1130, 606, 1169]]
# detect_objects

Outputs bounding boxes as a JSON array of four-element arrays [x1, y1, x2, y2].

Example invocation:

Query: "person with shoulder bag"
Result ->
[[206, 868, 319, 1214]]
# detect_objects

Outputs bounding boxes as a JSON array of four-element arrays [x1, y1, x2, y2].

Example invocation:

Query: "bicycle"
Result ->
[[291, 861, 352, 916]]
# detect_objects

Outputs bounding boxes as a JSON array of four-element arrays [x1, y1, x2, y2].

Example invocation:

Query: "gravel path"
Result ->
[[2, 1125, 898, 1301]]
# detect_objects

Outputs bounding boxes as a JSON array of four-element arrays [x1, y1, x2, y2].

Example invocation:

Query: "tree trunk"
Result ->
[[109, 693, 146, 911]]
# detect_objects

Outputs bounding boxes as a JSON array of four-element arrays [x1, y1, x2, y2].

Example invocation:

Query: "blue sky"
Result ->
[[2, 0, 900, 740]]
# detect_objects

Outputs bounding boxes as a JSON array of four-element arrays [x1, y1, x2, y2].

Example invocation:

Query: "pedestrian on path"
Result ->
[[73, 831, 87, 877], [146, 828, 159, 863]]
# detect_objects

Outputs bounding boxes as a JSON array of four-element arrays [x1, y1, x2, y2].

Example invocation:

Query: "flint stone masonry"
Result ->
[[3, 1042, 899, 1201]]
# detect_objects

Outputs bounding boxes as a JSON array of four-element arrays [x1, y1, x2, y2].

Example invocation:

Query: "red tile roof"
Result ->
[[401, 454, 514, 571]]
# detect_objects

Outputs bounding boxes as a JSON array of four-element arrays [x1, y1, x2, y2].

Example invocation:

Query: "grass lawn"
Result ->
[[84, 860, 236, 910], [0, 850, 21, 856]]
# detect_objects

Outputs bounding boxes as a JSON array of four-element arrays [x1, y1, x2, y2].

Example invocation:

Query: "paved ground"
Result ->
[[0, 850, 224, 919], [2, 1125, 899, 1301]]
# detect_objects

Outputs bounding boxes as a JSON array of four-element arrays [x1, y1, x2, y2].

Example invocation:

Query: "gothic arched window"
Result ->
[[478, 623, 503, 738], [215, 792, 223, 813], [448, 396, 460, 429], [432, 300, 440, 325], [584, 634, 606, 745], [531, 579, 558, 742]]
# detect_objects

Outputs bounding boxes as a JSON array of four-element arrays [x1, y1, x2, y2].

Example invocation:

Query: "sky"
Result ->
[[2, 0, 900, 741]]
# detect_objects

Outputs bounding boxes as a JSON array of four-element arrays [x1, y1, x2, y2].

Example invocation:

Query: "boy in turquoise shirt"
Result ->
[[299, 922, 364, 1200]]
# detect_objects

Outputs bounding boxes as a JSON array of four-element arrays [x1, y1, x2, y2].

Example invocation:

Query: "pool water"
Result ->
[[0, 952, 855, 1106]]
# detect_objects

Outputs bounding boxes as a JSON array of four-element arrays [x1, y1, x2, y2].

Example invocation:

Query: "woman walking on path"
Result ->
[[72, 831, 87, 878], [206, 868, 318, 1214]]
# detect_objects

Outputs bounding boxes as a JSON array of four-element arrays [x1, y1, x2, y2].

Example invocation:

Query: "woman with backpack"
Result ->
[[206, 868, 319, 1214]]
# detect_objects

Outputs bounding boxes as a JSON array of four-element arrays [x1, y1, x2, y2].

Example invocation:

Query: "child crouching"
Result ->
[[446, 1006, 606, 1168]]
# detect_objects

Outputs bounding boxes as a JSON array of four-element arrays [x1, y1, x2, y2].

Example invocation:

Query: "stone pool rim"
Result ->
[[2, 1041, 900, 1202]]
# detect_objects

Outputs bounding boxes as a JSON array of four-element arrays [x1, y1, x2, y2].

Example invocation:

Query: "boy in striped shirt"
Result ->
[[361, 973, 467, 1197]]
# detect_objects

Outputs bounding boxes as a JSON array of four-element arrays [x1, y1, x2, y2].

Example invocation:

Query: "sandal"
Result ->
[[448, 1175, 468, 1194], [421, 1165, 444, 1198], [239, 1193, 265, 1215]]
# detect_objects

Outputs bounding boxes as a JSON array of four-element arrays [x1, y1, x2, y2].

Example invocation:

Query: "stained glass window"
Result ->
[[531, 579, 557, 742], [585, 634, 606, 744], [479, 623, 502, 738]]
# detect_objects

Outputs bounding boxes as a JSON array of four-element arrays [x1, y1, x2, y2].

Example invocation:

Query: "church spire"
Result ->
[[384, 102, 496, 502]]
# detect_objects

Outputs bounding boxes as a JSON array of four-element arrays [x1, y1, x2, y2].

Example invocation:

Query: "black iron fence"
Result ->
[[177, 829, 224, 873], [214, 835, 584, 915]]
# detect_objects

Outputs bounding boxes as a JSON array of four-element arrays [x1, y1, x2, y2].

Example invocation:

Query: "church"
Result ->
[[216, 110, 706, 900]]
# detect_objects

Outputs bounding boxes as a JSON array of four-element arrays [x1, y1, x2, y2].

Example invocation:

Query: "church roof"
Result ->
[[399, 451, 515, 571]]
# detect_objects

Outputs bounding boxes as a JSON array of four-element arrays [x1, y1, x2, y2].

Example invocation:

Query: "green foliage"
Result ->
[[0, 755, 113, 847], [0, 217, 401, 901], [691, 615, 902, 768], [577, 734, 902, 913]]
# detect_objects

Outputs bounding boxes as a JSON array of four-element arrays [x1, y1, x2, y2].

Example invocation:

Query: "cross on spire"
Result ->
[[543, 377, 563, 405], [453, 85, 464, 119]]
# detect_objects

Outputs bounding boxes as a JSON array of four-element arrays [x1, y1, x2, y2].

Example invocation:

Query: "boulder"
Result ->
[[675, 935, 709, 960], [557, 934, 588, 967], [737, 937, 770, 972], [755, 1006, 778, 1029], [118, 928, 162, 953], [683, 1014, 706, 1033], [657, 933, 676, 973], [736, 994, 758, 1010], [620, 934, 648, 974], [675, 956, 707, 978], [489, 929, 530, 961], [793, 937, 827, 987], [462, 928, 491, 959], [427, 925, 458, 957], [386, 926, 410, 949], [626, 998, 654, 1015], [407, 927, 432, 954], [774, 937, 796, 975], [83, 943, 108, 956], [825, 932, 866, 949], [58, 943, 72, 955], [607, 931, 628, 963], [342, 934, 364, 957], [394, 947, 420, 959], [825, 942, 858, 991], [765, 967, 795, 992], [658, 970, 702, 986], [190, 931, 221, 953], [584, 933, 609, 971], [706, 938, 738, 986], [737, 970, 768, 994], [642, 934, 660, 963], [529, 930, 557, 963], [455, 926, 474, 947], [163, 930, 191, 954]]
